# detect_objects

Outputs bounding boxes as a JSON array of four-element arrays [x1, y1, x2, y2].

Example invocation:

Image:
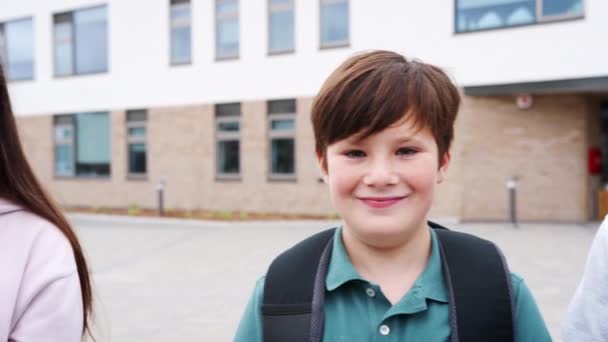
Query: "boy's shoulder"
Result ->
[[260, 224, 518, 342]]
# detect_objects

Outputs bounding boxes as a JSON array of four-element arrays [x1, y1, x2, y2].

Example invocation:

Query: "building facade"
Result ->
[[1, 0, 606, 222]]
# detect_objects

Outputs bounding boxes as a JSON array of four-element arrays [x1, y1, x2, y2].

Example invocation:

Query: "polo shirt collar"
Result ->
[[325, 226, 448, 305], [326, 227, 362, 291]]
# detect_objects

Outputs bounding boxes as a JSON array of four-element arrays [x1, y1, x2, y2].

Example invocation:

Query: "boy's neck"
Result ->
[[341, 222, 432, 304]]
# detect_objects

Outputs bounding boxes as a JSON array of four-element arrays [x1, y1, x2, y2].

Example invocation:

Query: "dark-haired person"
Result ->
[[0, 65, 93, 341], [234, 51, 550, 341]]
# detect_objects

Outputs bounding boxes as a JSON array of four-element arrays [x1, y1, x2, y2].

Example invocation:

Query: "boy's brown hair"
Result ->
[[311, 50, 460, 168]]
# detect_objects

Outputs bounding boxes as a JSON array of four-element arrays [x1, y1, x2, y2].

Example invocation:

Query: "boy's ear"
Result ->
[[437, 151, 451, 184], [316, 150, 329, 183]]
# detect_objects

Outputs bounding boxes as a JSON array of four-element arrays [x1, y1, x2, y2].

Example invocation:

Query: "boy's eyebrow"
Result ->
[[395, 136, 421, 144]]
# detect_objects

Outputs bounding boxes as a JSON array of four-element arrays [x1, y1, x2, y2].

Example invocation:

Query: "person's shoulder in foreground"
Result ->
[[235, 50, 550, 341], [0, 64, 93, 342], [562, 216, 608, 341], [0, 198, 83, 342], [235, 229, 551, 341]]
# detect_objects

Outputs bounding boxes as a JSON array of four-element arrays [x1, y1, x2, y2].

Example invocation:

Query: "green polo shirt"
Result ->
[[234, 228, 551, 341]]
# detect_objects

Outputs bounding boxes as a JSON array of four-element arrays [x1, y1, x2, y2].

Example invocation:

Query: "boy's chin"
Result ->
[[345, 217, 428, 245]]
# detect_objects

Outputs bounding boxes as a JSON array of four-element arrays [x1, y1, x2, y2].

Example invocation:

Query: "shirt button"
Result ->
[[366, 288, 376, 297], [379, 324, 390, 336]]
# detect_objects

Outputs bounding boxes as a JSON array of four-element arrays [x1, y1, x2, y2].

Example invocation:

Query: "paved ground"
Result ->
[[73, 214, 599, 341]]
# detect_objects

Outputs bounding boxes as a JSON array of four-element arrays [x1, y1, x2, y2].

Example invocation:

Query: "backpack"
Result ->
[[261, 221, 514, 342]]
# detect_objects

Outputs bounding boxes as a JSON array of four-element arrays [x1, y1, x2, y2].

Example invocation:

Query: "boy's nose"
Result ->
[[362, 159, 399, 187]]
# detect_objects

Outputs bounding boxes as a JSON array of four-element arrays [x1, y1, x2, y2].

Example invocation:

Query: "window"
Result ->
[[53, 5, 108, 76], [54, 112, 111, 177], [268, 0, 294, 54], [320, 0, 349, 48], [268, 99, 296, 179], [0, 18, 34, 81], [54, 116, 75, 177], [216, 103, 241, 179], [215, 0, 239, 59], [170, 0, 191, 65], [127, 110, 147, 177], [455, 0, 584, 33]]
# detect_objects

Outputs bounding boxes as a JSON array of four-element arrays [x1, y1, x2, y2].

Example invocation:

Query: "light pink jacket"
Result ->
[[0, 199, 83, 342]]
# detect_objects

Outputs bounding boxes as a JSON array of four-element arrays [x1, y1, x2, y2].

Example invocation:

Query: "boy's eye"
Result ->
[[344, 150, 366, 158], [397, 147, 417, 156]]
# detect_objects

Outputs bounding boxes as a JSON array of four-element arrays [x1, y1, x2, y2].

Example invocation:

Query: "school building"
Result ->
[[1, 0, 606, 222]]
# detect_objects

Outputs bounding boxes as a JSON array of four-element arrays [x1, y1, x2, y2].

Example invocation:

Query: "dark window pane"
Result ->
[[217, 140, 240, 174], [55, 114, 73, 125], [456, 0, 535, 32], [271, 138, 294, 174], [4, 19, 34, 80], [269, 9, 294, 52], [268, 99, 295, 114], [542, 0, 583, 17], [218, 121, 239, 131], [76, 163, 110, 177], [129, 143, 147, 174], [127, 110, 147, 122], [216, 103, 241, 116], [74, 6, 108, 73], [321, 1, 349, 45]]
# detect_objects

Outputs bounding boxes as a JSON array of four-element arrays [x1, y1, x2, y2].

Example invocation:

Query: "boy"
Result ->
[[235, 50, 550, 341]]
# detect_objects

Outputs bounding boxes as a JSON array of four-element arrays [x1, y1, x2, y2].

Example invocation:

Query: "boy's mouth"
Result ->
[[357, 196, 407, 209]]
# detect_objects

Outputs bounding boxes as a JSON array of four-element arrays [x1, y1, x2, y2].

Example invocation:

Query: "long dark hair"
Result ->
[[0, 67, 92, 336]]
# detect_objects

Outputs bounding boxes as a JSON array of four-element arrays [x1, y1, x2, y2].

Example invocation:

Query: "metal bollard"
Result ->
[[157, 180, 165, 217], [507, 176, 518, 227]]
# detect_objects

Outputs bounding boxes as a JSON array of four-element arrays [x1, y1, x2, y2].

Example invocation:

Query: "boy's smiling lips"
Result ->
[[357, 196, 407, 209]]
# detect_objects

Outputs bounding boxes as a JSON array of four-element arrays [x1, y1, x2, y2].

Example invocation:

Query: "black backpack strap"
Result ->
[[430, 221, 514, 342], [263, 223, 514, 342], [262, 228, 335, 342]]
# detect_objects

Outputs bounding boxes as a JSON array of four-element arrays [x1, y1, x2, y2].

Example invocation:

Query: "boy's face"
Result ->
[[318, 117, 450, 246]]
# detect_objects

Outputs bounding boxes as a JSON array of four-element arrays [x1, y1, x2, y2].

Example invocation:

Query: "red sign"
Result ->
[[589, 147, 602, 175]]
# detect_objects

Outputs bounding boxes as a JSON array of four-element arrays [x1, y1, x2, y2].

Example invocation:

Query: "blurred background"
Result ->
[[1, 0, 606, 222], [0, 0, 606, 340]]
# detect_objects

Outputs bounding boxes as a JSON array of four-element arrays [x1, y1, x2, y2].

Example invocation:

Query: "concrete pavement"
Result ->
[[73, 214, 598, 341]]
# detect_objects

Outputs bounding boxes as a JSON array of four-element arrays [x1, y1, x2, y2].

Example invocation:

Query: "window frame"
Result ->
[[53, 115, 76, 177], [453, 0, 585, 34], [267, 0, 295, 55], [215, 104, 242, 180], [215, 0, 240, 61], [53, 112, 112, 179], [126, 110, 148, 179], [169, 0, 192, 66], [267, 99, 297, 181], [0, 17, 35, 81], [52, 5, 109, 77], [319, 0, 350, 49]]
